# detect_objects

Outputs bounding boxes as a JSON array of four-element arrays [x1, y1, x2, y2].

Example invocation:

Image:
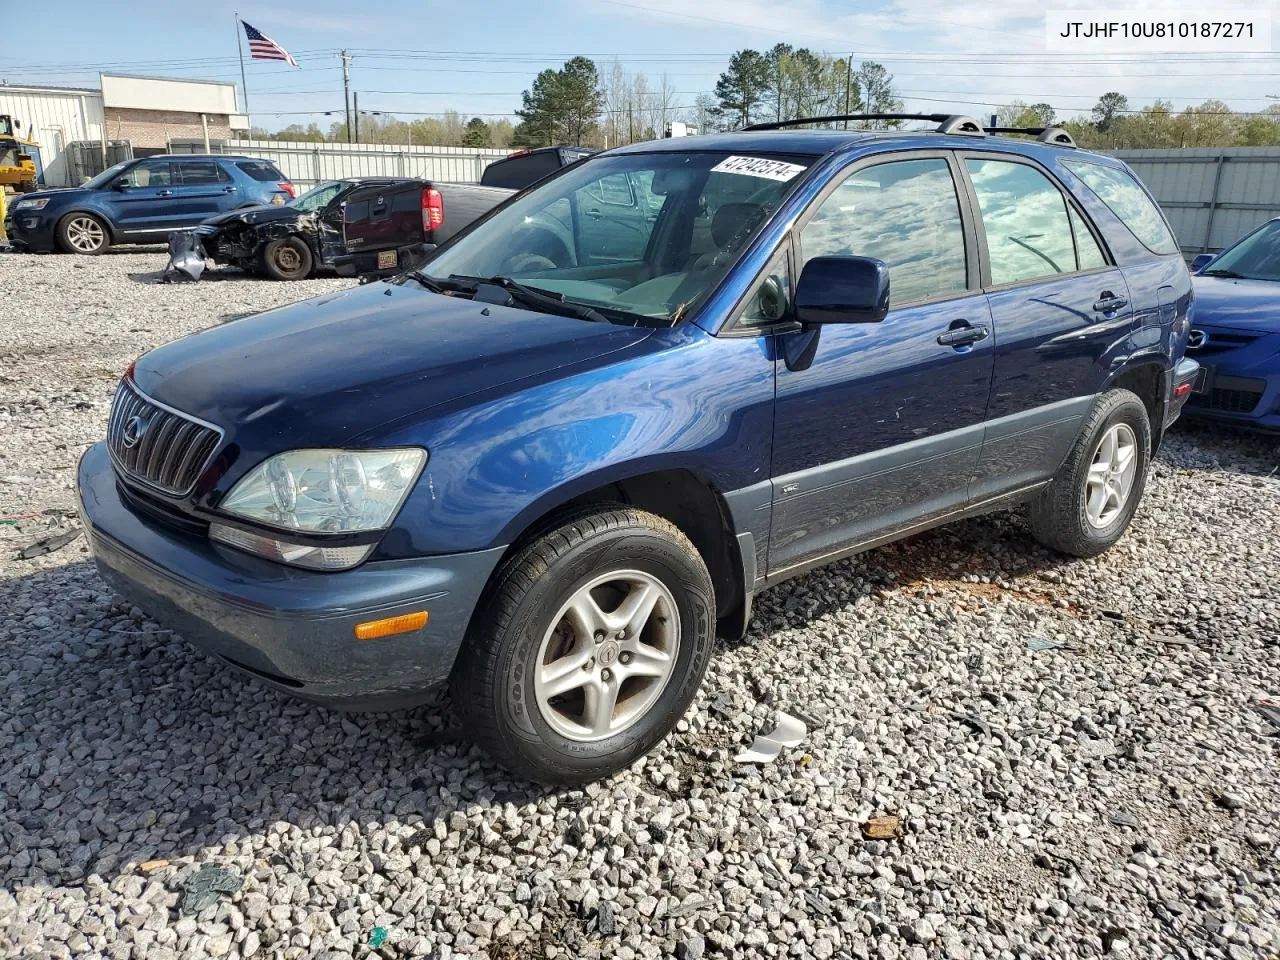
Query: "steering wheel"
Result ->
[[501, 253, 558, 274]]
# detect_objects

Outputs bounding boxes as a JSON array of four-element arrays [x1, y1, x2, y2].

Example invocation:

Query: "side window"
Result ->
[[1063, 160, 1178, 255], [801, 158, 968, 305], [965, 159, 1076, 285], [573, 171, 661, 263], [123, 161, 172, 188], [1070, 206, 1107, 270], [175, 161, 222, 186], [390, 190, 419, 213], [344, 199, 370, 224], [739, 252, 791, 326], [587, 173, 636, 207]]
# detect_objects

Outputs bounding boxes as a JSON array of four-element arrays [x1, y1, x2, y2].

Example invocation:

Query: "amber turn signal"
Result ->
[[354, 610, 428, 640]]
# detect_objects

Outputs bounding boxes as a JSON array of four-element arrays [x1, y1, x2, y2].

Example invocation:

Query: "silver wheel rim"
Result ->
[[1085, 423, 1138, 528], [533, 569, 680, 743], [66, 216, 104, 253]]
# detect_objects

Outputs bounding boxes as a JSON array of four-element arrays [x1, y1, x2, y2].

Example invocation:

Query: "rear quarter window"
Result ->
[[1064, 160, 1178, 256], [235, 160, 287, 182], [391, 189, 420, 213]]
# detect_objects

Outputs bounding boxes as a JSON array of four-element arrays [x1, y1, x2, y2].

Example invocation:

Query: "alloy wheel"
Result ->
[[533, 569, 680, 742], [66, 216, 105, 253], [1085, 422, 1138, 528]]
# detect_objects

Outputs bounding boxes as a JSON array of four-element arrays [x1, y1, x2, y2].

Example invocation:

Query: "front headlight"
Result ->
[[14, 197, 50, 211], [211, 448, 426, 569]]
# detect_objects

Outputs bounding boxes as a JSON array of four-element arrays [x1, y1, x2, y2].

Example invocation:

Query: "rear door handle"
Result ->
[[1094, 294, 1129, 313], [157, 190, 174, 197], [223, 186, 236, 193], [937, 322, 990, 347]]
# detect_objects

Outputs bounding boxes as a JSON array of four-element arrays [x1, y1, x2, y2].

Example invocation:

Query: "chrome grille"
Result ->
[[107, 380, 223, 496]]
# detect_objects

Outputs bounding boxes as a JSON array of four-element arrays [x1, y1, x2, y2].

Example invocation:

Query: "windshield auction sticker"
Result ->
[[712, 156, 809, 181], [1046, 10, 1270, 51]]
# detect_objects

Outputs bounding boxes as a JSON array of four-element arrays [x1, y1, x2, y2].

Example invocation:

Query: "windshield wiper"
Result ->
[[449, 274, 610, 323], [401, 271, 476, 294], [1201, 268, 1248, 279]]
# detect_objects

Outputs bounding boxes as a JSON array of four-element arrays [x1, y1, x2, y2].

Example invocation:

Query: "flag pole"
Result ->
[[235, 11, 250, 126]]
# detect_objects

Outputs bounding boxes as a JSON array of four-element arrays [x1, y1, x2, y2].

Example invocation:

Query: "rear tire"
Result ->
[[1028, 388, 1151, 558], [259, 236, 313, 280], [451, 506, 715, 785], [56, 213, 110, 255]]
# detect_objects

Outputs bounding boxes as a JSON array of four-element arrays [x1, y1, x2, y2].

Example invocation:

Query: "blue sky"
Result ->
[[5, 0, 1279, 130]]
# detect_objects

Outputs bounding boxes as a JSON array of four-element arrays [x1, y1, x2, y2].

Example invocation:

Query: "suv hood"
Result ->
[[10, 186, 84, 205], [1192, 275, 1280, 332], [131, 281, 652, 459]]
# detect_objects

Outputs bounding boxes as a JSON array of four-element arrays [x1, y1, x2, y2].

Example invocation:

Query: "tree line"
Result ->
[[248, 113, 516, 149], [249, 57, 1280, 151], [508, 49, 904, 147], [1056, 94, 1280, 149]]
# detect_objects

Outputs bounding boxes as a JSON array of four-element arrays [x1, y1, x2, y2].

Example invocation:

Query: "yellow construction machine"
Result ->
[[0, 115, 39, 194]]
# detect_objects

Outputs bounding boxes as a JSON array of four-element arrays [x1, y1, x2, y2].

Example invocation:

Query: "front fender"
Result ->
[[371, 326, 778, 560]]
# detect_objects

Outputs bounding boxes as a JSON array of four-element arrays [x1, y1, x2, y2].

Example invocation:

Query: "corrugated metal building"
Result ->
[[1113, 147, 1280, 254], [0, 84, 105, 187], [0, 75, 249, 187]]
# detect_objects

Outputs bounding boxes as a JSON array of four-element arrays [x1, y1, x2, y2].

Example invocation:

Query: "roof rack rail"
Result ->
[[983, 126, 1077, 148], [744, 113, 952, 131], [937, 115, 984, 136], [742, 113, 989, 137]]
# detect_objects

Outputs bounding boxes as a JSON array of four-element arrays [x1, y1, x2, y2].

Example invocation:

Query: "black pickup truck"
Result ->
[[193, 177, 509, 280], [191, 146, 595, 281]]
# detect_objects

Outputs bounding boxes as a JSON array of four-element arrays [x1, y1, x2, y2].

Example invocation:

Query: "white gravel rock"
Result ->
[[2, 250, 1279, 959]]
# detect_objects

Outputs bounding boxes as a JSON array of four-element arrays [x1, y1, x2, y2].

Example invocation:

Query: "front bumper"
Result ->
[[1181, 331, 1280, 433], [76, 442, 505, 710], [3, 210, 56, 251]]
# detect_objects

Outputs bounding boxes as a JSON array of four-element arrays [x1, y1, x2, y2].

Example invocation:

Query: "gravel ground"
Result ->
[[1, 250, 1278, 960]]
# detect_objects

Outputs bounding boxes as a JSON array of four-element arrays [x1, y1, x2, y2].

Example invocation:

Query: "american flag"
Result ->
[[242, 21, 298, 67]]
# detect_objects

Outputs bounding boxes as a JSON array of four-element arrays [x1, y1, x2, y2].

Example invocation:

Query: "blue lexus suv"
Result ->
[[4, 154, 294, 254], [76, 115, 1198, 783]]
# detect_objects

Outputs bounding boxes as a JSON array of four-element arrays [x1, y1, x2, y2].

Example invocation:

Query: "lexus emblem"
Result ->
[[1187, 329, 1209, 350], [121, 415, 149, 448]]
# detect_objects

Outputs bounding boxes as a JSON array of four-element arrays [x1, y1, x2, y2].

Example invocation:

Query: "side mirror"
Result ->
[[1190, 253, 1215, 273], [114, 177, 130, 190], [795, 255, 890, 324]]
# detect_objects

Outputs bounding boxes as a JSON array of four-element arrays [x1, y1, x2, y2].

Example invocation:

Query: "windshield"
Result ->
[[423, 151, 813, 322], [290, 180, 344, 212], [1204, 220, 1280, 281], [83, 160, 134, 189]]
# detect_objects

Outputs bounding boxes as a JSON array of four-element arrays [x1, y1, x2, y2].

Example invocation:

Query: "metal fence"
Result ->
[[166, 138, 509, 187], [63, 140, 133, 184], [1112, 147, 1280, 254]]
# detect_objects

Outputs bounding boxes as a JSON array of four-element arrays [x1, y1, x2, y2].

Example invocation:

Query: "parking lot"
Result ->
[[1, 250, 1278, 959]]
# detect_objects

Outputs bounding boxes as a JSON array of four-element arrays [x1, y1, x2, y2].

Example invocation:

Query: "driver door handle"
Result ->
[[1094, 293, 1129, 313], [157, 190, 174, 197], [937, 321, 990, 347]]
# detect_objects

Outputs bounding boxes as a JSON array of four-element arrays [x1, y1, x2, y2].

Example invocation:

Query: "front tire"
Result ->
[[56, 213, 110, 254], [1028, 388, 1151, 558], [259, 236, 313, 280], [451, 506, 716, 785]]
